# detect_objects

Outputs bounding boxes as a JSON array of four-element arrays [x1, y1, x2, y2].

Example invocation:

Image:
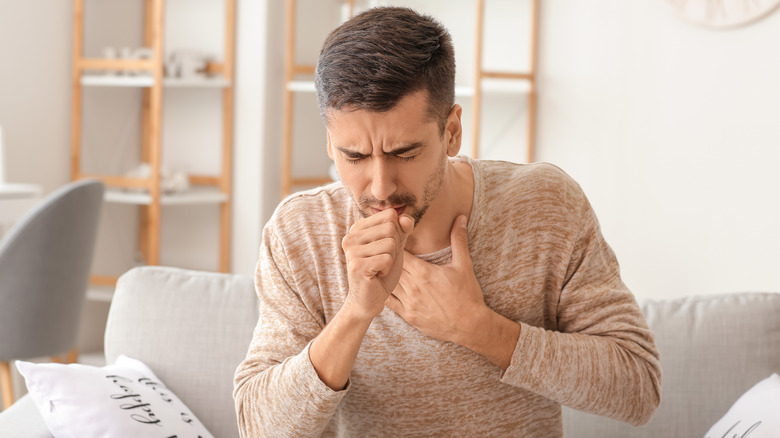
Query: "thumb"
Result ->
[[398, 214, 415, 247], [450, 215, 471, 266]]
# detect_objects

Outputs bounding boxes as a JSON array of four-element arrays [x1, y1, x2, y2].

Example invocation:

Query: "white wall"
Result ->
[[2, 0, 778, 296], [265, 0, 780, 300], [536, 1, 780, 299], [0, 1, 72, 191]]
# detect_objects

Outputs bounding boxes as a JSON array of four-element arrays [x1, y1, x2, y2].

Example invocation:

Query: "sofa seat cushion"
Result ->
[[0, 394, 52, 438]]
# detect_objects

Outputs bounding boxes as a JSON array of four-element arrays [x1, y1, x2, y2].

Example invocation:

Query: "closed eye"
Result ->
[[394, 155, 416, 163], [342, 151, 367, 163]]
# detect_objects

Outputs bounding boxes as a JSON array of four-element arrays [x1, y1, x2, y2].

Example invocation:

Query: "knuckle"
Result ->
[[378, 253, 393, 267]]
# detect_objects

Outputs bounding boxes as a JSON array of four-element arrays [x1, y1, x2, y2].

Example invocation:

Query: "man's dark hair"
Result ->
[[314, 7, 455, 133]]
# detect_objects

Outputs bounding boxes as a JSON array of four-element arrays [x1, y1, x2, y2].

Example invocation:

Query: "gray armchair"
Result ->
[[0, 179, 104, 410]]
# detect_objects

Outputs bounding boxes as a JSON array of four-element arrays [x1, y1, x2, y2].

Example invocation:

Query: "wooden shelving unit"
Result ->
[[471, 0, 539, 163], [70, 0, 236, 286], [280, 0, 540, 197]]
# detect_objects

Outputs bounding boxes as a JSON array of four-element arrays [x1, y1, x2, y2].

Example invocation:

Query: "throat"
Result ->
[[404, 229, 453, 256]]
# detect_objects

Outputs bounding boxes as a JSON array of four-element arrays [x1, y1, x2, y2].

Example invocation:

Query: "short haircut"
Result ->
[[314, 7, 455, 133]]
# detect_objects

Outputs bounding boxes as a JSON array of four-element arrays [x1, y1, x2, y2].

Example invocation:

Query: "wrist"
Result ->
[[453, 304, 494, 349], [340, 296, 380, 327], [455, 305, 521, 371], [309, 300, 375, 391]]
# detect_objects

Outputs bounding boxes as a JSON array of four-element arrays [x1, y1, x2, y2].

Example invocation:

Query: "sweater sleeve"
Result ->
[[233, 224, 347, 437], [499, 194, 662, 426]]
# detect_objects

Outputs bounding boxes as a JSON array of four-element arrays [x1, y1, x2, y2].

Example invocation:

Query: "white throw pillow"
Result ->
[[16, 355, 213, 438], [704, 373, 780, 438]]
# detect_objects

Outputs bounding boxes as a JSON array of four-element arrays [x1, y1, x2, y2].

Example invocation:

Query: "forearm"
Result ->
[[501, 324, 662, 426], [455, 306, 521, 371], [234, 342, 347, 438], [309, 302, 374, 390]]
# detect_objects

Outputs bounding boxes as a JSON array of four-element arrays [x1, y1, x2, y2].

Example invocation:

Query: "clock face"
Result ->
[[665, 0, 780, 28]]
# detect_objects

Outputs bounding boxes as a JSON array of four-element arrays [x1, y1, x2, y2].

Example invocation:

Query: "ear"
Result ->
[[444, 104, 463, 157], [326, 130, 334, 160]]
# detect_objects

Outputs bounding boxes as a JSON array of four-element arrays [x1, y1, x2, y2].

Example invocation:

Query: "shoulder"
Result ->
[[474, 160, 586, 214], [264, 182, 355, 244]]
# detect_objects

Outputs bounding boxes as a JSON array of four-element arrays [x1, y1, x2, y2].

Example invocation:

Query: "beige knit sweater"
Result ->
[[234, 158, 661, 437]]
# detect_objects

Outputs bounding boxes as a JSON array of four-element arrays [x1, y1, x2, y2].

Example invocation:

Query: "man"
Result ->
[[234, 7, 661, 437]]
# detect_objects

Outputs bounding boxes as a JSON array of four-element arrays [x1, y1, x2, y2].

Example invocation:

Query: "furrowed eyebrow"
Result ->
[[334, 147, 368, 158], [334, 142, 424, 158], [386, 142, 424, 156]]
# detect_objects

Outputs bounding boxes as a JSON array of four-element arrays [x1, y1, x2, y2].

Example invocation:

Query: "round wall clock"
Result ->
[[665, 0, 780, 28]]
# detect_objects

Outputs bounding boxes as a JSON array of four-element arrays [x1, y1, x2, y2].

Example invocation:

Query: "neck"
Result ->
[[404, 158, 473, 255]]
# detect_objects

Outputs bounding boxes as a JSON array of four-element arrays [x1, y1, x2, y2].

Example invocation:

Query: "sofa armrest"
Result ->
[[0, 394, 52, 437]]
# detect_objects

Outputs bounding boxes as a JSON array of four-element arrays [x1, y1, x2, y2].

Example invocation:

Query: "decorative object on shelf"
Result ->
[[165, 50, 213, 79], [100, 46, 154, 76], [124, 163, 190, 195], [664, 0, 780, 28]]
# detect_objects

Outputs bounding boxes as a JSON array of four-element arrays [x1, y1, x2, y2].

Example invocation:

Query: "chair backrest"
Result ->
[[0, 179, 104, 360], [563, 292, 780, 437], [105, 266, 258, 438]]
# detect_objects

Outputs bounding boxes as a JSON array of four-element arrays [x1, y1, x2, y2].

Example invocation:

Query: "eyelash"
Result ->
[[343, 155, 416, 164]]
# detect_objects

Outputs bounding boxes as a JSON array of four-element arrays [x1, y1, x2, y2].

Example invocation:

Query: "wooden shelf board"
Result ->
[[104, 187, 228, 206]]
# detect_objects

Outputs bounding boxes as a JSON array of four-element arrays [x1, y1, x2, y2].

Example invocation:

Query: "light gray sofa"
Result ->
[[0, 266, 778, 437]]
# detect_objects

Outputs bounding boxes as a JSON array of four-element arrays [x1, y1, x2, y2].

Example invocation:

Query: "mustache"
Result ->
[[358, 193, 416, 209]]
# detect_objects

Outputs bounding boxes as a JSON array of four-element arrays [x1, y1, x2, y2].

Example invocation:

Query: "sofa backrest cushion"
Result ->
[[105, 266, 257, 438], [105, 267, 779, 438], [563, 292, 780, 437]]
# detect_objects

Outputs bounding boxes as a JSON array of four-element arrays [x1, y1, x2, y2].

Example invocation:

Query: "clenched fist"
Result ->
[[341, 208, 415, 321]]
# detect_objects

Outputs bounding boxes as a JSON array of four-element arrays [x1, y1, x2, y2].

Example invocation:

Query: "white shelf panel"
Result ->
[[81, 75, 230, 88], [456, 79, 532, 97], [86, 285, 115, 302], [287, 81, 316, 92], [81, 75, 155, 87], [0, 183, 43, 200], [163, 77, 231, 88], [287, 79, 530, 96], [104, 187, 228, 206]]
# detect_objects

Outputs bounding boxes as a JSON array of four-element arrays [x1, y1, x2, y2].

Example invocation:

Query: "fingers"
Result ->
[[342, 210, 416, 282], [450, 215, 472, 267], [345, 237, 397, 277], [351, 253, 395, 279], [349, 208, 402, 234], [344, 221, 400, 247]]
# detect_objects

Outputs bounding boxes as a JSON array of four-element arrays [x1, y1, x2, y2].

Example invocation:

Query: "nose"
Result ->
[[370, 157, 397, 202]]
